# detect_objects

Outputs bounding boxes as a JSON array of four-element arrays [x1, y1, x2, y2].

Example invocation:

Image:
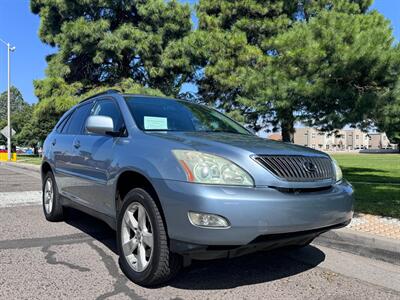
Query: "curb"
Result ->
[[315, 228, 400, 265]]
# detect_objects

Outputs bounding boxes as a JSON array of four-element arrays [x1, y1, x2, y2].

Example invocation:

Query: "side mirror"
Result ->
[[86, 115, 114, 135]]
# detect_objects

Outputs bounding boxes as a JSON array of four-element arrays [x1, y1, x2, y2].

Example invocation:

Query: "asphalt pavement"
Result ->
[[0, 164, 399, 300]]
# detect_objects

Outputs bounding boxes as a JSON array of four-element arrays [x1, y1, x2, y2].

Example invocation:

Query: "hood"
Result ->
[[146, 132, 328, 157]]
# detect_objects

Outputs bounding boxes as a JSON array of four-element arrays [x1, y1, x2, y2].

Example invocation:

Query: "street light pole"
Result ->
[[0, 38, 15, 161], [7, 43, 11, 161]]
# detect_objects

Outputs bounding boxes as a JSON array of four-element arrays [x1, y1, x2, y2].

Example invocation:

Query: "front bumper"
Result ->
[[152, 179, 353, 248], [170, 221, 349, 260]]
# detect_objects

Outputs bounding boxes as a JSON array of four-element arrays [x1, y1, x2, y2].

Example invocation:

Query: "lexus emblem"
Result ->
[[303, 161, 317, 173]]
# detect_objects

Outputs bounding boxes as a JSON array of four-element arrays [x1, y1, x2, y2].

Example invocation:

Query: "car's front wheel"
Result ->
[[42, 171, 64, 221], [117, 188, 182, 286]]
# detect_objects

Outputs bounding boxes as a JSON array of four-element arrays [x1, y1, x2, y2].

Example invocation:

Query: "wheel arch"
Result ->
[[115, 170, 168, 235], [41, 160, 53, 181]]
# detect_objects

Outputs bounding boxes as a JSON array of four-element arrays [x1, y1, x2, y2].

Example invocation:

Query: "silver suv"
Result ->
[[42, 90, 353, 286]]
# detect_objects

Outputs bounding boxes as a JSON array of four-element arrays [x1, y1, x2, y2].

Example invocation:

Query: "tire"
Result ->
[[42, 171, 64, 222], [117, 188, 182, 286]]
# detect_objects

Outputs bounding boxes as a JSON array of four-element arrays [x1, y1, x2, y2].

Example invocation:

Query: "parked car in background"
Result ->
[[41, 90, 353, 286]]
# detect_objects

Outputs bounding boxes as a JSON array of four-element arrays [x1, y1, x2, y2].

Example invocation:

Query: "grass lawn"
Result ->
[[17, 155, 42, 165], [332, 154, 400, 218]]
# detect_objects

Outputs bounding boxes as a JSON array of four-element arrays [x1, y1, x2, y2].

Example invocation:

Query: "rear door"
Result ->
[[68, 97, 126, 215], [59, 102, 93, 204], [51, 111, 75, 193]]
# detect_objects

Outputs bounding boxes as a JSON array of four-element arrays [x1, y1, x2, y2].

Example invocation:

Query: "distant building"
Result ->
[[268, 128, 398, 151], [368, 132, 394, 150], [268, 133, 282, 141]]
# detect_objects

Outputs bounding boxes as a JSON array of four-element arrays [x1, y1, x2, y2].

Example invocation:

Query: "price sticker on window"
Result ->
[[144, 116, 168, 130]]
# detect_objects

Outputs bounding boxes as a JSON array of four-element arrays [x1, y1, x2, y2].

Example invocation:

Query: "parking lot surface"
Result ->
[[0, 164, 399, 299]]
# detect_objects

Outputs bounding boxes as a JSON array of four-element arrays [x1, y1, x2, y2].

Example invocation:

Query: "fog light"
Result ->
[[188, 212, 230, 228]]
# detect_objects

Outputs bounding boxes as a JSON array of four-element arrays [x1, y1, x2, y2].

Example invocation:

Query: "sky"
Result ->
[[0, 0, 398, 105]]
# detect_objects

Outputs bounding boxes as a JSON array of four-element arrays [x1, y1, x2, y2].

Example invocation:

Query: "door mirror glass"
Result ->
[[86, 115, 114, 135]]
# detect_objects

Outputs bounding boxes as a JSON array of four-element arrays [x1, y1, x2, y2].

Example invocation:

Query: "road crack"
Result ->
[[87, 240, 146, 300], [41, 245, 91, 272]]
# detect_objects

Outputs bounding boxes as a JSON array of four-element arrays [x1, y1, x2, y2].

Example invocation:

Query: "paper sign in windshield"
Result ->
[[144, 116, 168, 130]]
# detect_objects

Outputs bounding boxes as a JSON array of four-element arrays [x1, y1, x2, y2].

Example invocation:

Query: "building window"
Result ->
[[356, 135, 359, 139], [312, 133, 316, 138]]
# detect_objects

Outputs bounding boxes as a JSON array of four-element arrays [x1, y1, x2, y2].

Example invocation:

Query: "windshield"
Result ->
[[125, 97, 251, 135]]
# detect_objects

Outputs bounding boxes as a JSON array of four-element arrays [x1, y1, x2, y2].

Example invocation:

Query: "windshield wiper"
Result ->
[[198, 130, 249, 135]]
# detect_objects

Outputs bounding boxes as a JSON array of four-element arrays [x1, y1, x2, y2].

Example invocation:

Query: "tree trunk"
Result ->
[[280, 111, 295, 143]]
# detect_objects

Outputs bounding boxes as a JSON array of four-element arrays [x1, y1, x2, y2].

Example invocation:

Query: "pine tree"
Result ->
[[171, 0, 400, 141], [31, 0, 192, 96]]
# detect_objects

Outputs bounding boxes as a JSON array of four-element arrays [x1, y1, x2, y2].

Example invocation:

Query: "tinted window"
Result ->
[[125, 97, 251, 135], [56, 113, 72, 133], [65, 103, 92, 134], [89, 99, 124, 132]]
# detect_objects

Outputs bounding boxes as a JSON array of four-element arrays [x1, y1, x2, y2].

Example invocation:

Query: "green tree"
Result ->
[[0, 87, 28, 121], [31, 0, 192, 96], [0, 87, 31, 146], [243, 6, 400, 141], [169, 0, 400, 142], [375, 80, 400, 147], [28, 0, 185, 143], [165, 0, 289, 125]]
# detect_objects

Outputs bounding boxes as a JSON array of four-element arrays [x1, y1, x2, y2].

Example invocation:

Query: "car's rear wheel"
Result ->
[[117, 188, 182, 286], [42, 171, 64, 221]]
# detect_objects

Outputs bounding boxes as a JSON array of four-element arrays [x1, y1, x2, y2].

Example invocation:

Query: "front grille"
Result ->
[[253, 155, 334, 182]]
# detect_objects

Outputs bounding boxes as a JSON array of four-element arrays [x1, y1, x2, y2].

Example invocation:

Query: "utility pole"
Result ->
[[0, 38, 16, 161]]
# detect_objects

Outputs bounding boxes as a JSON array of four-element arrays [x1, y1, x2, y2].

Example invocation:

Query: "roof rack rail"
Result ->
[[79, 89, 121, 103]]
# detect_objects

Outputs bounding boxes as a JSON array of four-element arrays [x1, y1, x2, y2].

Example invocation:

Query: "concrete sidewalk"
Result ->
[[349, 213, 400, 240]]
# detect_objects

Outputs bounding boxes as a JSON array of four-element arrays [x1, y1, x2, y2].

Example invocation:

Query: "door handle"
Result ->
[[73, 140, 81, 149], [52, 139, 56, 146]]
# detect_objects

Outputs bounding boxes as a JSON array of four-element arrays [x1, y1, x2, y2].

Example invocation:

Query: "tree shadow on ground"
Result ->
[[64, 207, 326, 290], [342, 167, 400, 184]]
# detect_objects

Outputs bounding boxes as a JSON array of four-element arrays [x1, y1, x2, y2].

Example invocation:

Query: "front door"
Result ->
[[69, 98, 126, 216]]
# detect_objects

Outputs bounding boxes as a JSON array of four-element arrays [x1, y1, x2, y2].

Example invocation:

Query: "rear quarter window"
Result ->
[[64, 103, 93, 135], [56, 113, 72, 133]]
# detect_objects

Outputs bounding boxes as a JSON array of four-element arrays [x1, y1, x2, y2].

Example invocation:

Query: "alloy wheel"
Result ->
[[121, 202, 154, 272], [44, 178, 53, 214]]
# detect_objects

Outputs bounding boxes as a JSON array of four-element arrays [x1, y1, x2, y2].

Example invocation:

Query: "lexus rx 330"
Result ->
[[41, 90, 353, 286]]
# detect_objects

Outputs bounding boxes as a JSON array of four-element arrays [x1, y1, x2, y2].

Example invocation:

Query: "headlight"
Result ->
[[172, 150, 254, 186], [331, 158, 343, 182]]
